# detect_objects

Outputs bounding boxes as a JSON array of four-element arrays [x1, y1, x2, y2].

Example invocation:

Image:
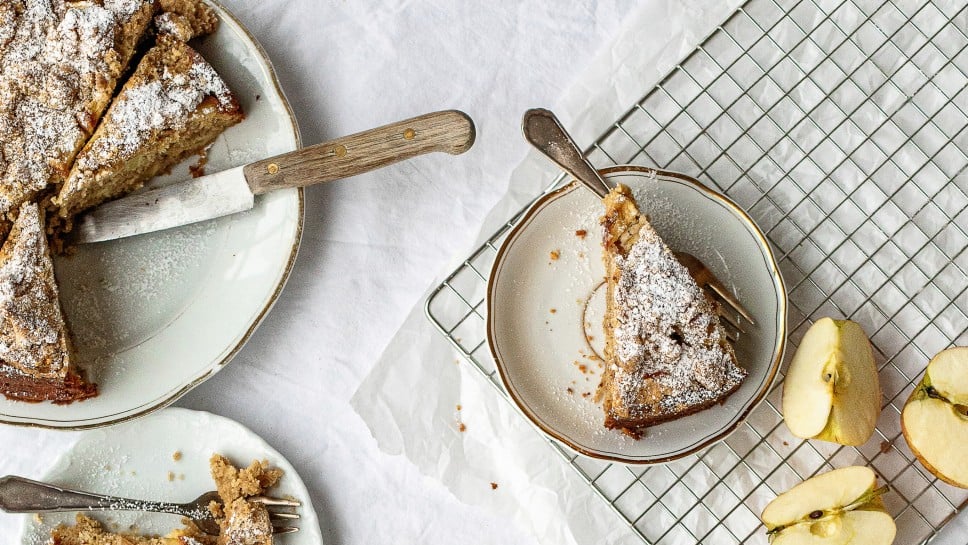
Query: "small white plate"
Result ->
[[488, 165, 786, 464], [0, 2, 303, 429], [18, 407, 323, 545]]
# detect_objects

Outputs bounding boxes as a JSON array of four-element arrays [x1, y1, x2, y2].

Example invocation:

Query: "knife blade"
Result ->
[[72, 110, 475, 244]]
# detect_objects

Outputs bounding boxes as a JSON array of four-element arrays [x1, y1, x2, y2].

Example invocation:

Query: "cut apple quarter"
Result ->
[[761, 466, 895, 545], [901, 347, 968, 488], [782, 318, 880, 446]]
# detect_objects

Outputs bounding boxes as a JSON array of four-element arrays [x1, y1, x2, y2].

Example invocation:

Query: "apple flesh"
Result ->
[[901, 347, 968, 488], [762, 466, 895, 545], [782, 318, 880, 446]]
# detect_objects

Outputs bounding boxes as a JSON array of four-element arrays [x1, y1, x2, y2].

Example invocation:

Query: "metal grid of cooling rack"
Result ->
[[426, 0, 968, 543]]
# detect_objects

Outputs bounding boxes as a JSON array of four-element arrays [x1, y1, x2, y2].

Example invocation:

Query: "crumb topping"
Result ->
[[0, 203, 69, 378], [0, 0, 152, 216], [600, 185, 747, 428], [67, 36, 235, 184], [613, 228, 733, 393]]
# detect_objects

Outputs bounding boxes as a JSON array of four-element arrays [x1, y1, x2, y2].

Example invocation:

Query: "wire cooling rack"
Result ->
[[426, 0, 968, 543]]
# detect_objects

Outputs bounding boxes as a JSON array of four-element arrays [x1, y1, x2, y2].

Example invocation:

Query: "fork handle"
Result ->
[[0, 476, 186, 516]]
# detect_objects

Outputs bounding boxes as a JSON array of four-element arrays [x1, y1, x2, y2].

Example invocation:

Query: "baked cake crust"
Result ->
[[55, 33, 244, 223], [0, 203, 95, 402], [598, 184, 746, 437]]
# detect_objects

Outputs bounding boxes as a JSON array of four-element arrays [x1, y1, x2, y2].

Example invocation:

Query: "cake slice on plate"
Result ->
[[54, 33, 244, 226], [0, 203, 95, 403], [597, 184, 746, 438]]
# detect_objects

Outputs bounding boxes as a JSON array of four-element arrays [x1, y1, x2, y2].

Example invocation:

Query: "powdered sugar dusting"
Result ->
[[607, 196, 746, 418], [0, 0, 152, 215], [0, 204, 68, 378], [72, 42, 235, 175]]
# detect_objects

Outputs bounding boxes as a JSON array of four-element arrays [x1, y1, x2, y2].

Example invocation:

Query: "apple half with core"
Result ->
[[761, 466, 894, 545], [901, 347, 968, 488], [782, 318, 880, 446]]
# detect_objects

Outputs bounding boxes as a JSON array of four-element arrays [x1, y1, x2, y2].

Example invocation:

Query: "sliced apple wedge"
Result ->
[[901, 347, 968, 488], [761, 466, 895, 545], [782, 318, 880, 446]]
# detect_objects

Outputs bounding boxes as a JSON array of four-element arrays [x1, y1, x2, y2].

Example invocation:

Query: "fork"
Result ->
[[523, 108, 756, 338], [674, 251, 755, 339], [0, 475, 300, 536]]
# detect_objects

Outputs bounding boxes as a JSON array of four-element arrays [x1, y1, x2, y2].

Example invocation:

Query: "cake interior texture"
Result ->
[[598, 184, 747, 438]]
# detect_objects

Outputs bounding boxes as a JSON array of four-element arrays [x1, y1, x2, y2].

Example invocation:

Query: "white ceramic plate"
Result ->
[[0, 2, 303, 429], [17, 408, 322, 544], [488, 165, 786, 464]]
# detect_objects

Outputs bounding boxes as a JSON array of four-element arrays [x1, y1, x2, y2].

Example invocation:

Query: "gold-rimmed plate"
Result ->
[[488, 165, 786, 464], [0, 1, 303, 429]]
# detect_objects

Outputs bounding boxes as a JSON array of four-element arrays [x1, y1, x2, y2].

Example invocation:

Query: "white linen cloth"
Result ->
[[1, 1, 965, 544]]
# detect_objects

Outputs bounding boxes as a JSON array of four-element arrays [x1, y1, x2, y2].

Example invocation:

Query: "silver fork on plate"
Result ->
[[0, 475, 300, 536], [522, 108, 756, 340]]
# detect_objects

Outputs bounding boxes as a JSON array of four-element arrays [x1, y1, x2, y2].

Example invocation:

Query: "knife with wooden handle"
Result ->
[[72, 109, 476, 244]]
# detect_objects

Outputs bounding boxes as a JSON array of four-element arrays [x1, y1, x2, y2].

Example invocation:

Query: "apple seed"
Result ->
[[809, 510, 823, 519]]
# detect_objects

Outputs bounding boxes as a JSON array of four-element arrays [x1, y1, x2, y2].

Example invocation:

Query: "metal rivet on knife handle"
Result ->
[[241, 109, 475, 195], [267, 163, 279, 174]]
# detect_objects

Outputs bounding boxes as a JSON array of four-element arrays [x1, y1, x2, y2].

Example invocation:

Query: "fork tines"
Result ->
[[253, 495, 302, 535]]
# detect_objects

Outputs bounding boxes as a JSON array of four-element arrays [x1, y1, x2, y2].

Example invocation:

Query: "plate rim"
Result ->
[[0, 0, 305, 431], [487, 164, 787, 464]]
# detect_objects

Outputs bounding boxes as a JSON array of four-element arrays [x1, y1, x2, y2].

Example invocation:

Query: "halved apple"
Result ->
[[901, 347, 968, 488], [761, 466, 895, 545], [782, 318, 880, 446]]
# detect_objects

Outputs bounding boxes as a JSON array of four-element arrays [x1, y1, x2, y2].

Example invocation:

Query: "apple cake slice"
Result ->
[[0, 0, 155, 220], [598, 184, 746, 438], [54, 33, 244, 224], [0, 203, 96, 403]]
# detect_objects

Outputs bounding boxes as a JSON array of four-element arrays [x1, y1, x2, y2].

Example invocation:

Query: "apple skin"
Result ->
[[762, 466, 895, 545], [901, 347, 968, 489], [782, 318, 881, 446]]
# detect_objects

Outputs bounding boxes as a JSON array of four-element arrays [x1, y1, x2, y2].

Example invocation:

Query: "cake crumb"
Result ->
[[490, 482, 498, 490], [782, 441, 789, 446], [582, 392, 591, 398], [566, 387, 574, 394], [456, 404, 462, 411], [33, 514, 42, 524], [173, 451, 182, 461], [167, 471, 175, 482], [189, 148, 210, 178], [575, 229, 587, 239], [550, 308, 557, 314], [880, 440, 892, 454], [549, 249, 560, 261], [458, 423, 467, 432]]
